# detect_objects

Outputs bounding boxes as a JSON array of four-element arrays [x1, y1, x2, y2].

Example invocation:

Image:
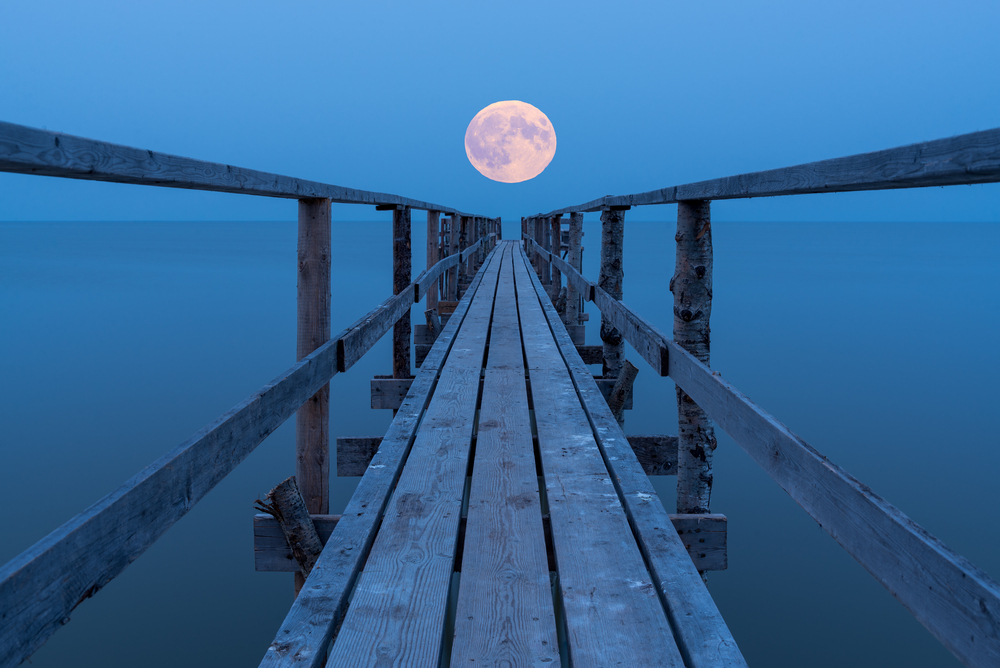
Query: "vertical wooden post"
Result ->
[[541, 216, 552, 289], [393, 206, 412, 380], [459, 215, 469, 292], [599, 207, 626, 379], [295, 197, 331, 593], [550, 215, 562, 301], [565, 212, 584, 338], [448, 215, 459, 301], [534, 217, 544, 277], [426, 210, 440, 314], [672, 200, 717, 515]]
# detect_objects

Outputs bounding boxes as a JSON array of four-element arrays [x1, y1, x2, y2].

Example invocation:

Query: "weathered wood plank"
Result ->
[[451, 246, 559, 666], [337, 287, 414, 373], [515, 245, 747, 668], [533, 127, 1000, 215], [369, 377, 412, 410], [0, 331, 344, 668], [335, 437, 383, 477], [593, 287, 670, 376], [513, 248, 685, 668], [324, 246, 505, 668], [575, 344, 602, 365], [259, 246, 501, 668], [254, 511, 722, 573], [415, 254, 460, 303], [296, 198, 332, 518], [0, 121, 489, 216], [665, 338, 1000, 668]]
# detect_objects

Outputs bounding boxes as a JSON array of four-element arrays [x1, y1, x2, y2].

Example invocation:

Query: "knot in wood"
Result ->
[[695, 265, 706, 279]]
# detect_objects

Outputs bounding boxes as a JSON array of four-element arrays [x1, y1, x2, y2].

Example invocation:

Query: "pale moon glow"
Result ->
[[465, 100, 556, 183]]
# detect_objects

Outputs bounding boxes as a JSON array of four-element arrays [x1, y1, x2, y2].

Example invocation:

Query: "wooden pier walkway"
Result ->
[[261, 240, 740, 667], [2, 121, 1000, 667]]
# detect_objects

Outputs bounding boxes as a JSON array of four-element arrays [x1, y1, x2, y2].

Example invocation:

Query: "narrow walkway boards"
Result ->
[[309, 240, 742, 667]]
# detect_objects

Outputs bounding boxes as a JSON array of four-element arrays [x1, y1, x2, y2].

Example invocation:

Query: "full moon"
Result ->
[[465, 100, 556, 183]]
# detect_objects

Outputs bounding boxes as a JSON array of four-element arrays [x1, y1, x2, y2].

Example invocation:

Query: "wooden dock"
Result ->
[[2, 121, 1000, 667]]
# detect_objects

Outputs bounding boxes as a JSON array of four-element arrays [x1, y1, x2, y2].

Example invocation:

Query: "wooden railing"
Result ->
[[0, 121, 498, 668], [522, 125, 1000, 668]]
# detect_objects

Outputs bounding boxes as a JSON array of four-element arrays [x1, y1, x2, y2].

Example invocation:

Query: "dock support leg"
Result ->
[[599, 207, 626, 379], [426, 210, 440, 315], [295, 197, 331, 592], [448, 216, 459, 301], [393, 206, 412, 380], [673, 199, 717, 516], [541, 216, 552, 290], [565, 212, 584, 343], [550, 214, 562, 303]]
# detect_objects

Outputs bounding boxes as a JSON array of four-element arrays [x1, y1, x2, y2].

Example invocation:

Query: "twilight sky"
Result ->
[[1, 0, 997, 223]]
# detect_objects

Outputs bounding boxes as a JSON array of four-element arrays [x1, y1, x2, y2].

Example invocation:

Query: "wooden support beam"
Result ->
[[426, 210, 440, 314], [565, 212, 584, 336], [392, 207, 412, 380], [296, 198, 332, 518], [575, 344, 603, 365], [549, 214, 562, 302], [337, 287, 414, 373], [335, 437, 383, 477], [599, 207, 625, 378], [253, 512, 724, 573], [448, 215, 459, 301], [673, 200, 716, 515]]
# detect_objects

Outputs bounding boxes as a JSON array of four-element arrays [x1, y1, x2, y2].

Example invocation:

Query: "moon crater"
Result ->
[[465, 100, 556, 183]]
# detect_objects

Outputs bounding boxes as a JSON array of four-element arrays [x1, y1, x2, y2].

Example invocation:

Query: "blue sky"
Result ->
[[1, 0, 997, 223]]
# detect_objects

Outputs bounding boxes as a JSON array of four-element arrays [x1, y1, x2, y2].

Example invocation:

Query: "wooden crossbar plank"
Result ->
[[665, 337, 1000, 668], [515, 246, 748, 668], [0, 332, 342, 668], [338, 287, 415, 373], [258, 246, 501, 668], [323, 246, 505, 667], [0, 121, 488, 217], [533, 126, 1000, 215], [450, 243, 560, 665], [512, 251, 685, 668]]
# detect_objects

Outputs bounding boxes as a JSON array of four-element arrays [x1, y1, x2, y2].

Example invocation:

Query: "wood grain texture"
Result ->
[[450, 246, 560, 667], [415, 253, 460, 302], [259, 246, 502, 668], [258, 477, 325, 579], [335, 437, 383, 477], [337, 287, 414, 373], [0, 332, 343, 668], [593, 287, 670, 376], [565, 212, 584, 328], [673, 200, 716, 515], [515, 245, 748, 668], [392, 207, 412, 380], [665, 339, 1000, 667], [513, 248, 686, 668], [575, 345, 602, 365], [369, 377, 413, 410], [254, 512, 721, 573], [0, 121, 490, 216], [324, 247, 505, 668], [599, 209, 625, 378], [297, 198, 332, 515], [532, 127, 1000, 215]]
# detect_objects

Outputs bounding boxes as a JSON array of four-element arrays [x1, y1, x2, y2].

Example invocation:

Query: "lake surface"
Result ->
[[2, 219, 998, 667]]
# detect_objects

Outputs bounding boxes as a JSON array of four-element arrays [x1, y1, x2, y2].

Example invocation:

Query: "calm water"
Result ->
[[2, 219, 998, 667]]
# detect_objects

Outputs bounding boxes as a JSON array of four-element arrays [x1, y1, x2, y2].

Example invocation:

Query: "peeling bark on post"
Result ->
[[255, 476, 324, 579], [426, 210, 440, 314], [566, 212, 584, 331], [393, 207, 412, 380], [672, 199, 717, 516], [599, 207, 625, 378]]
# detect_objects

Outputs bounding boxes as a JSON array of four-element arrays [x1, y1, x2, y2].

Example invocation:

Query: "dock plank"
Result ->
[[450, 246, 560, 666], [515, 245, 748, 667], [323, 246, 505, 667], [259, 247, 500, 668], [512, 245, 685, 668]]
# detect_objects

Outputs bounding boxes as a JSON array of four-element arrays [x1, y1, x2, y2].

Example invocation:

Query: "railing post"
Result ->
[[295, 197, 331, 592], [541, 216, 552, 289], [426, 210, 440, 314], [673, 199, 716, 516], [459, 215, 469, 294], [448, 215, 459, 301], [550, 214, 562, 301], [534, 217, 544, 277], [599, 207, 626, 378], [565, 212, 584, 341], [393, 206, 412, 380]]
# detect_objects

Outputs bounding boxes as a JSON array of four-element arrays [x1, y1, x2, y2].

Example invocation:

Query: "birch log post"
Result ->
[[295, 197, 331, 593], [672, 200, 717, 515], [255, 477, 324, 579], [426, 210, 440, 315], [393, 207, 412, 380], [565, 212, 584, 337], [599, 207, 626, 378], [448, 216, 459, 301], [541, 216, 552, 289], [550, 215, 562, 302]]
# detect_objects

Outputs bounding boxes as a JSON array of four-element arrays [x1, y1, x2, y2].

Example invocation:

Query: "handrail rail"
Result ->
[[0, 121, 489, 217], [0, 234, 487, 668], [533, 127, 1000, 216], [521, 238, 1000, 667]]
